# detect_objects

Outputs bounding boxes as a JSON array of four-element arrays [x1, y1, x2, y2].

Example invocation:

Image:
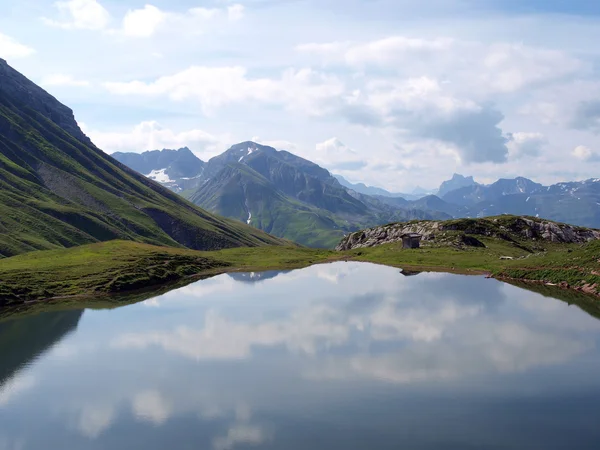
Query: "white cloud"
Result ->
[[41, 73, 90, 87], [481, 44, 582, 94], [345, 36, 454, 67], [103, 66, 344, 116], [111, 3, 245, 38], [314, 138, 366, 171], [295, 41, 350, 56], [0, 33, 35, 59], [42, 0, 110, 30], [132, 390, 172, 425], [227, 4, 245, 21], [77, 404, 115, 438], [507, 132, 547, 159], [250, 136, 297, 151], [361, 77, 509, 163], [122, 5, 166, 38], [0, 375, 35, 406], [82, 121, 221, 154], [213, 424, 268, 450], [189, 7, 221, 20], [296, 36, 582, 95], [572, 145, 598, 161]]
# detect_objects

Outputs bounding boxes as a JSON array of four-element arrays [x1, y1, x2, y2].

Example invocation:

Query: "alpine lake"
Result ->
[[1, 262, 600, 449]]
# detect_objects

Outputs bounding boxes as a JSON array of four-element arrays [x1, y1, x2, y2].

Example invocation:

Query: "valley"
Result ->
[[0, 59, 599, 308]]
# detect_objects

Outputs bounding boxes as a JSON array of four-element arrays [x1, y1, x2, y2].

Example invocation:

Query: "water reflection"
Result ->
[[1, 262, 600, 449]]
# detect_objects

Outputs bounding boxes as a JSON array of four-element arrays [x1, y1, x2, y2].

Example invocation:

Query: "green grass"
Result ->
[[1, 231, 599, 309], [0, 88, 287, 257], [0, 240, 342, 305]]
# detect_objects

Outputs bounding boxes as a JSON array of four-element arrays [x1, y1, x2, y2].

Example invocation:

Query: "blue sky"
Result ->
[[1, 0, 599, 191]]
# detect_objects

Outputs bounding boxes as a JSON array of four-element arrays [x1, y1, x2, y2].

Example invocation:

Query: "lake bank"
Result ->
[[1, 236, 599, 308]]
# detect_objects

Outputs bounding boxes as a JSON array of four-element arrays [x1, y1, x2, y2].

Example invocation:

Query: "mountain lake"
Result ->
[[1, 262, 599, 449]]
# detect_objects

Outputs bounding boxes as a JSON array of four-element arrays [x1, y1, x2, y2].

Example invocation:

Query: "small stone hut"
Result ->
[[401, 233, 422, 249]]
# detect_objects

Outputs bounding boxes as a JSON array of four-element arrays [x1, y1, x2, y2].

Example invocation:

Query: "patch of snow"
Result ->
[[526, 197, 530, 202], [518, 186, 524, 193], [146, 169, 171, 183], [247, 211, 252, 225], [238, 146, 256, 163]]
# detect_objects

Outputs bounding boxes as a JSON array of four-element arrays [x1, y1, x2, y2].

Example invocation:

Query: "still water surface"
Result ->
[[1, 262, 600, 449]]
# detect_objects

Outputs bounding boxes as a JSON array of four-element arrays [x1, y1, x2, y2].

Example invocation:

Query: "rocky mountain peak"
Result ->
[[438, 173, 478, 197]]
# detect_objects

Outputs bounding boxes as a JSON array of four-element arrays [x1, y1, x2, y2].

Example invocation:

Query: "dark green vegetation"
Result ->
[[0, 59, 285, 258]]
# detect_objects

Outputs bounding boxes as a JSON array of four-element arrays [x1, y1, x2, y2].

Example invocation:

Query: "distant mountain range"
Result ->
[[113, 144, 600, 247], [0, 59, 284, 258], [113, 143, 448, 247], [334, 175, 435, 200]]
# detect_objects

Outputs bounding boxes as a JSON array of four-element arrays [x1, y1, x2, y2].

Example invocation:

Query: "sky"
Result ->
[[1, 0, 600, 192]]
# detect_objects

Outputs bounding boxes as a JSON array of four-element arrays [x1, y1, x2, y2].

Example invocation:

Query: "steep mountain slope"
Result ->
[[0, 59, 285, 257], [185, 142, 444, 247], [112, 147, 205, 193]]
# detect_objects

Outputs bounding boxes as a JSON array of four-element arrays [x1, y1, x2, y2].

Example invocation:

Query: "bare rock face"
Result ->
[[336, 216, 600, 251]]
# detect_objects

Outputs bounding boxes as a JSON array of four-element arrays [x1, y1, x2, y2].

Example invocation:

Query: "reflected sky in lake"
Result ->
[[1, 262, 600, 449]]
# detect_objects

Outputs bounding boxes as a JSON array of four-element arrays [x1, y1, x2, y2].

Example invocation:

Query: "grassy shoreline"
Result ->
[[1, 236, 599, 309]]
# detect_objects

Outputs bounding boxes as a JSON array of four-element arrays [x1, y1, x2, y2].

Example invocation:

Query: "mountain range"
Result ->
[[114, 142, 449, 247], [113, 145, 600, 247], [0, 58, 285, 258]]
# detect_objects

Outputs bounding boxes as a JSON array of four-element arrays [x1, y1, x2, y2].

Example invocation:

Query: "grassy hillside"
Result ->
[[1, 216, 600, 306], [0, 60, 285, 257], [0, 240, 338, 304]]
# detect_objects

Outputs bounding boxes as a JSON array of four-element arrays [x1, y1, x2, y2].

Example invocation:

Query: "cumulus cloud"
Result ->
[[113, 3, 245, 38], [82, 121, 221, 154], [344, 36, 454, 67], [481, 43, 582, 93], [103, 66, 344, 116], [121, 5, 166, 38], [572, 145, 599, 162], [296, 36, 582, 94], [131, 390, 172, 425], [42, 0, 110, 30], [41, 73, 90, 87], [507, 132, 547, 159], [363, 77, 509, 163], [314, 138, 367, 171], [0, 33, 35, 59]]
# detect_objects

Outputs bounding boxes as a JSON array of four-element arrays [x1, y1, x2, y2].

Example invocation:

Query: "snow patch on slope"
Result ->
[[146, 169, 171, 183], [238, 146, 255, 163]]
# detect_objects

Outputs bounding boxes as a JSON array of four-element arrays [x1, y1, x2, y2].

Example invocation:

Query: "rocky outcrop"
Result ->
[[336, 216, 600, 251]]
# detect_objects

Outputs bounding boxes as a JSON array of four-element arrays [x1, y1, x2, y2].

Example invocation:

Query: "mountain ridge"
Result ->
[[0, 59, 285, 257]]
